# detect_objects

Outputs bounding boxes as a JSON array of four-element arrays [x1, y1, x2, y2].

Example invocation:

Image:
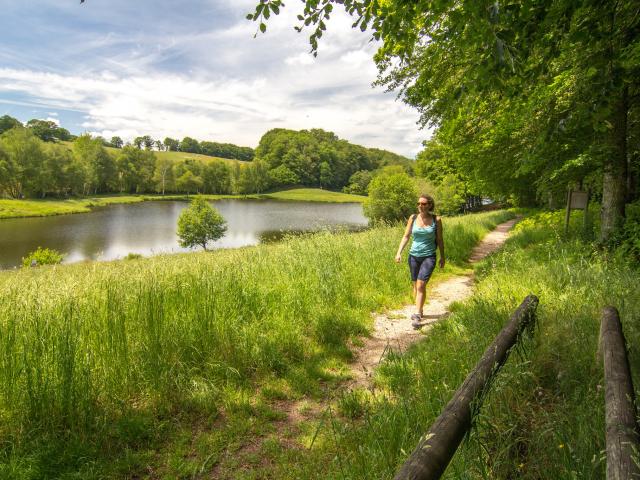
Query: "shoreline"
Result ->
[[0, 189, 366, 220]]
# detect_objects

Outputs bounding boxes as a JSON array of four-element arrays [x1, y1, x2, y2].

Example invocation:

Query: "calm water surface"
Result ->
[[0, 199, 367, 269]]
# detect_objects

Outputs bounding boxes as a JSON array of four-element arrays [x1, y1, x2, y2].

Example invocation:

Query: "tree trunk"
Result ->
[[600, 86, 628, 242], [628, 152, 638, 202]]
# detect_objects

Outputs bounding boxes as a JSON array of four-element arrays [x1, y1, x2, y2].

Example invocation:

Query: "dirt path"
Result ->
[[209, 218, 520, 477], [348, 217, 520, 389]]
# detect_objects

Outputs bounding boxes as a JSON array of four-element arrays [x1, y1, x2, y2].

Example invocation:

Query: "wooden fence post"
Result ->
[[394, 295, 539, 480], [600, 306, 640, 480], [565, 189, 572, 235]]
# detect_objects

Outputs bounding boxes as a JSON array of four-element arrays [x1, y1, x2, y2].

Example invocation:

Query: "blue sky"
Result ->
[[0, 0, 427, 157]]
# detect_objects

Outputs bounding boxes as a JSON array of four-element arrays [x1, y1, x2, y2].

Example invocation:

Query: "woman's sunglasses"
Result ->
[[417, 202, 429, 206]]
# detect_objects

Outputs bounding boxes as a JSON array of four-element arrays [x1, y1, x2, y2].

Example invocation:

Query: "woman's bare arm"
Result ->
[[395, 216, 414, 262], [436, 217, 445, 267]]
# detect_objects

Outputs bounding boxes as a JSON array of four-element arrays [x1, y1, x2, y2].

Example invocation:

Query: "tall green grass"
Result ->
[[0, 210, 513, 478], [273, 208, 638, 479]]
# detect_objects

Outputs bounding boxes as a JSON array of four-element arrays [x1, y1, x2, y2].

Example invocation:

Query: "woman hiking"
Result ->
[[395, 193, 446, 328]]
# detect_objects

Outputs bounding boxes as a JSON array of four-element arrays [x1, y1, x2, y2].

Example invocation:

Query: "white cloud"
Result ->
[[340, 49, 371, 68], [284, 52, 315, 66], [45, 116, 60, 125], [0, 5, 430, 157]]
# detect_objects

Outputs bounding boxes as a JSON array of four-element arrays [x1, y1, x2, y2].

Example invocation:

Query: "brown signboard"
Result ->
[[565, 188, 590, 235], [570, 191, 589, 210]]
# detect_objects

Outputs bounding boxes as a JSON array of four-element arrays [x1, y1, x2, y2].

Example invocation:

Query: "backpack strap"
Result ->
[[411, 213, 417, 229]]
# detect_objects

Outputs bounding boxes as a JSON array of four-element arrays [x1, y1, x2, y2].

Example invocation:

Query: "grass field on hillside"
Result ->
[[0, 210, 512, 479], [92, 142, 244, 166], [143, 148, 242, 166]]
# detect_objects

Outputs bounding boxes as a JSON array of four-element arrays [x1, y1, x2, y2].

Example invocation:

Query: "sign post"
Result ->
[[564, 189, 590, 235]]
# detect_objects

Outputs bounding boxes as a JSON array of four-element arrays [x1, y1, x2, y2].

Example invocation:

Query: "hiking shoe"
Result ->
[[411, 313, 422, 329]]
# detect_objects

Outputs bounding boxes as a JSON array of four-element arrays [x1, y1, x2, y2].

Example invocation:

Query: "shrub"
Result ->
[[21, 247, 64, 267], [177, 196, 227, 251], [363, 172, 417, 223]]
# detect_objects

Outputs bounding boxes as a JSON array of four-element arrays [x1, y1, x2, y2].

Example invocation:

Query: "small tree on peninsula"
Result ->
[[177, 197, 227, 251]]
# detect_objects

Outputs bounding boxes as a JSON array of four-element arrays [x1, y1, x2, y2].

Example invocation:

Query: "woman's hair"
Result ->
[[419, 193, 435, 212]]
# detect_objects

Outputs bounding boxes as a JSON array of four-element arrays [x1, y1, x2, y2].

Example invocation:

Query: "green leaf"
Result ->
[[260, 22, 267, 33]]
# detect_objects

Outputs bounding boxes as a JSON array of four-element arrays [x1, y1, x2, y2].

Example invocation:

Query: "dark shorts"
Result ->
[[408, 254, 436, 282]]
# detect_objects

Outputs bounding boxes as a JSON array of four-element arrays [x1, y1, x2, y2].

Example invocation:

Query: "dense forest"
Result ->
[[0, 115, 411, 198]]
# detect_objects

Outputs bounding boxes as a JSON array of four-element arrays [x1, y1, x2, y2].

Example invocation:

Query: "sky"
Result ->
[[0, 0, 429, 158]]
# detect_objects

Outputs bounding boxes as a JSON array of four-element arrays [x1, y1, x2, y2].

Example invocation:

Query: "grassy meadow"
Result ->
[[0, 188, 365, 219], [151, 149, 242, 166], [252, 209, 637, 480], [0, 210, 513, 479]]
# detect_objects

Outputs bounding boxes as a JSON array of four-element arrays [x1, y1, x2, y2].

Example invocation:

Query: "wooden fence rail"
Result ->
[[394, 294, 539, 480], [599, 306, 640, 480]]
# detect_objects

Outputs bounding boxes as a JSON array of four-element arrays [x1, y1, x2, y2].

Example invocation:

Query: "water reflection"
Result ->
[[0, 199, 367, 269]]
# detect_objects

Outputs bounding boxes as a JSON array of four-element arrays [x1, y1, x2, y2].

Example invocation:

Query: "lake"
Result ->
[[0, 199, 367, 269]]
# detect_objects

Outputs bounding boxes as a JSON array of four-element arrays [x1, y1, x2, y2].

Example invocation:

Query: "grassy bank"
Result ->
[[0, 210, 512, 479], [260, 188, 365, 203], [255, 209, 637, 479], [0, 189, 365, 219]]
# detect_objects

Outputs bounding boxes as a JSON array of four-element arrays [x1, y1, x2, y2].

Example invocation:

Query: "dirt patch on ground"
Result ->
[[347, 217, 519, 389]]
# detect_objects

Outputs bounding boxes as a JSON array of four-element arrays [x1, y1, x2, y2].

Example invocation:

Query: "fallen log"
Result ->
[[599, 306, 640, 480]]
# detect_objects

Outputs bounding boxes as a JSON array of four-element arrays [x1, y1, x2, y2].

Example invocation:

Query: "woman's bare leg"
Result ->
[[415, 279, 426, 315]]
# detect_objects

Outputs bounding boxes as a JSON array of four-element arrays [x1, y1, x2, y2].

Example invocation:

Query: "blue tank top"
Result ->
[[409, 214, 437, 257]]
